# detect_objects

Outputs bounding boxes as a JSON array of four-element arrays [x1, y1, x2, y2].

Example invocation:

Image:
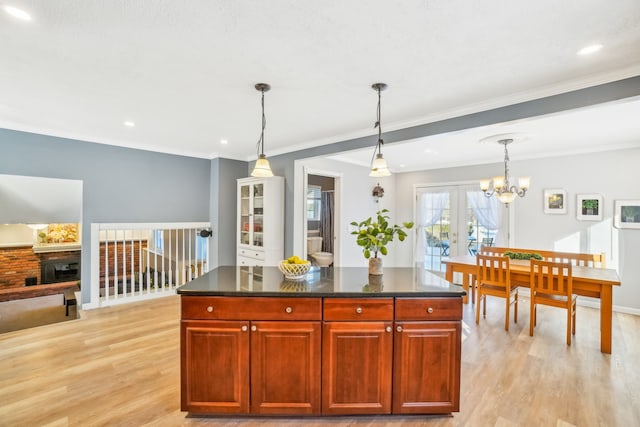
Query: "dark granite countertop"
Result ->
[[177, 266, 466, 298]]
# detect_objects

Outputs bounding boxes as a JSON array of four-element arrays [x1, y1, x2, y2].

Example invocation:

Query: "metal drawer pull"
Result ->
[[285, 307, 293, 313], [386, 326, 392, 333], [427, 307, 434, 314], [251, 325, 257, 332], [241, 326, 248, 332], [396, 326, 403, 332], [355, 307, 363, 314], [206, 306, 214, 313]]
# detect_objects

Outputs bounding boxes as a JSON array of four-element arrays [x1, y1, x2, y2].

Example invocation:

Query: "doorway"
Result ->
[[303, 169, 341, 266], [414, 183, 508, 273]]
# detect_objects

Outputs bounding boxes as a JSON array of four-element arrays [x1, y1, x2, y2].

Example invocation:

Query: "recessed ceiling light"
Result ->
[[124, 121, 135, 127], [577, 44, 603, 56], [424, 148, 433, 154], [220, 139, 228, 145], [3, 5, 32, 21], [399, 164, 406, 168]]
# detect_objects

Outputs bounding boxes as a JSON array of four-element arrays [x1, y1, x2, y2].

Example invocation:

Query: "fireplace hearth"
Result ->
[[41, 256, 81, 284]]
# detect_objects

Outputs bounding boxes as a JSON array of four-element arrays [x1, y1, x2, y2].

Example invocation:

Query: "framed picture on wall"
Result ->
[[543, 189, 567, 214], [614, 200, 640, 229], [576, 194, 603, 221]]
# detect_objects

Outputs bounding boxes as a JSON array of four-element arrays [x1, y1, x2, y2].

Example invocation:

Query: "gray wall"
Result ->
[[210, 158, 248, 267], [0, 128, 211, 303]]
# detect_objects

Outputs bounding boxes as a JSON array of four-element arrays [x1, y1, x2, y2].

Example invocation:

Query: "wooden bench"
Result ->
[[479, 246, 606, 268]]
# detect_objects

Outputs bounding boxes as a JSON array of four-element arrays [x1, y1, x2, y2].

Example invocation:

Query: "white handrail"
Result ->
[[87, 222, 210, 309]]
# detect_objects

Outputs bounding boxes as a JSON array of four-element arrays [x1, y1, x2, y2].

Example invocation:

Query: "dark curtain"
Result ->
[[320, 191, 334, 253]]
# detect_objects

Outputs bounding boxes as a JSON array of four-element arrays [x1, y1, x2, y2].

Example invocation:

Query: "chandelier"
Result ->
[[369, 83, 391, 177], [250, 83, 274, 177], [480, 138, 530, 205]]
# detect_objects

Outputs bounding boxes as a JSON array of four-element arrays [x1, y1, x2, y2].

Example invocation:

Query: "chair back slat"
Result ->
[[476, 254, 510, 290], [530, 259, 572, 297]]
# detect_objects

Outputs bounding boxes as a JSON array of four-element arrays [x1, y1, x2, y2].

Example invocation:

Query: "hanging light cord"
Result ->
[[255, 88, 267, 157], [370, 86, 384, 165], [502, 141, 511, 190]]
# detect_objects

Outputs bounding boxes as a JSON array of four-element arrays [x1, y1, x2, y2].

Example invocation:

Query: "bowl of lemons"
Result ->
[[278, 255, 311, 280]]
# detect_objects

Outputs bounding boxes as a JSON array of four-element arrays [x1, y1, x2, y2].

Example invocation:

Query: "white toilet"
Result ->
[[307, 236, 333, 267], [311, 252, 333, 267]]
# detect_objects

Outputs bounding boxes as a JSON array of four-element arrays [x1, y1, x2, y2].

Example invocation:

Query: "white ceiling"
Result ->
[[2, 1, 640, 168]]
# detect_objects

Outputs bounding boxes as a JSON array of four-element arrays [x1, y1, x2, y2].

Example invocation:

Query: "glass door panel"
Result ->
[[416, 184, 505, 273], [239, 184, 251, 246]]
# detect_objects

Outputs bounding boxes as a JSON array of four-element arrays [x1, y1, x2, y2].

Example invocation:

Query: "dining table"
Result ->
[[442, 255, 621, 354]]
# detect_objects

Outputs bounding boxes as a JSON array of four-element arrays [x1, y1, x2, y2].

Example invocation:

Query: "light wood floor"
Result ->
[[1, 294, 638, 426]]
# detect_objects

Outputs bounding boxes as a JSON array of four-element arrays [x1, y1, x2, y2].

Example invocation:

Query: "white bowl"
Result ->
[[278, 260, 311, 280]]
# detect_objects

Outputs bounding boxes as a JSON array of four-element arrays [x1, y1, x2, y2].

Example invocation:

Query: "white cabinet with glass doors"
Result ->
[[237, 176, 284, 266]]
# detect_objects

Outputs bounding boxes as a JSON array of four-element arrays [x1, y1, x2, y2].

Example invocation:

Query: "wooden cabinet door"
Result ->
[[322, 321, 393, 415], [180, 320, 249, 413], [250, 321, 321, 415], [392, 321, 461, 414]]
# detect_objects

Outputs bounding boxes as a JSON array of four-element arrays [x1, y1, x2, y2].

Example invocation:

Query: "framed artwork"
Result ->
[[543, 189, 567, 214], [614, 200, 640, 229], [576, 194, 603, 221]]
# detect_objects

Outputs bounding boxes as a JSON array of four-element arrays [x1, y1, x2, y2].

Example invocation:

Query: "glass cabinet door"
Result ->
[[253, 184, 264, 248], [239, 184, 251, 245]]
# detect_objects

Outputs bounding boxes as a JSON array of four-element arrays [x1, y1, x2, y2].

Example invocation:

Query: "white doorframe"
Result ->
[[294, 165, 342, 266], [413, 180, 513, 271]]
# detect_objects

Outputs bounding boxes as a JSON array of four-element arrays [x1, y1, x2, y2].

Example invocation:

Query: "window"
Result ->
[[307, 185, 321, 221], [153, 230, 164, 254], [195, 235, 207, 260]]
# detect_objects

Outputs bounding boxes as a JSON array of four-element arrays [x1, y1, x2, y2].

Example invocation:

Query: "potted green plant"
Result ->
[[621, 206, 637, 223], [582, 199, 598, 215], [350, 209, 414, 275]]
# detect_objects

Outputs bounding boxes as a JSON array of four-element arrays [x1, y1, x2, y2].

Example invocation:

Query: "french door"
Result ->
[[415, 184, 506, 273]]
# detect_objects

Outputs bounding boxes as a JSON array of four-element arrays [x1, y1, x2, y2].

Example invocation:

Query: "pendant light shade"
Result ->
[[369, 83, 391, 177], [252, 154, 273, 177], [251, 83, 274, 177]]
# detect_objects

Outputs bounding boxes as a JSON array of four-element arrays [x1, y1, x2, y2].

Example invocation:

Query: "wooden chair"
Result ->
[[476, 254, 518, 331], [529, 259, 577, 345]]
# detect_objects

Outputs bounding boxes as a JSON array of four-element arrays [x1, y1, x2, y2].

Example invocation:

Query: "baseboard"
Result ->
[[516, 287, 640, 316]]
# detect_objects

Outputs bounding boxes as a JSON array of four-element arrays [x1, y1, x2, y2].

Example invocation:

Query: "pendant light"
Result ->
[[369, 83, 391, 177], [479, 138, 530, 205], [251, 83, 274, 177]]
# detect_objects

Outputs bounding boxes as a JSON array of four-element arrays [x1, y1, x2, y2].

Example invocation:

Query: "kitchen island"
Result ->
[[178, 266, 465, 416]]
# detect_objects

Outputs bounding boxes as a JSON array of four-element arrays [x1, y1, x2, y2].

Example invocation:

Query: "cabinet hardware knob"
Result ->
[[396, 326, 403, 332], [206, 306, 213, 313], [251, 325, 257, 332], [241, 326, 248, 332], [356, 307, 363, 314], [386, 326, 392, 333], [285, 307, 293, 313], [427, 307, 434, 314]]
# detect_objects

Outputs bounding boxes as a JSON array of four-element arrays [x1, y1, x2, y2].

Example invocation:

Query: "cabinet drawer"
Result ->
[[238, 248, 265, 260], [237, 255, 264, 266], [181, 296, 322, 321], [395, 298, 462, 321], [323, 298, 394, 321]]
